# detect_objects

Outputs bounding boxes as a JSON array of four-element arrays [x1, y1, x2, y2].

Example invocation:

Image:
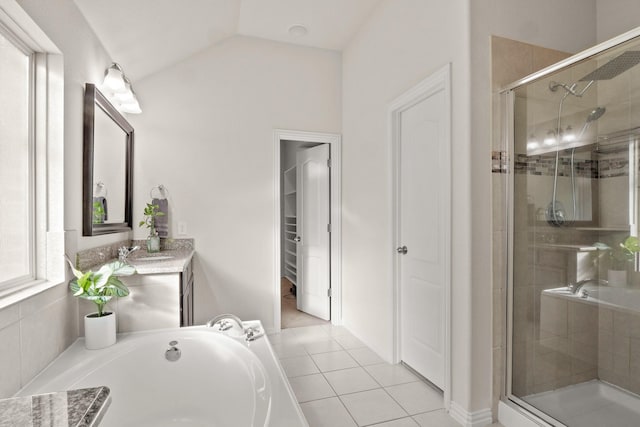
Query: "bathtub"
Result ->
[[543, 284, 640, 313], [18, 323, 307, 427]]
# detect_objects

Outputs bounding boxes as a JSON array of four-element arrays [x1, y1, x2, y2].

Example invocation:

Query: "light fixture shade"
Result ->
[[119, 96, 142, 114], [103, 64, 126, 93]]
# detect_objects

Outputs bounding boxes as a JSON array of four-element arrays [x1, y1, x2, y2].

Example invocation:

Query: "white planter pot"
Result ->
[[84, 312, 116, 350], [608, 269, 628, 287]]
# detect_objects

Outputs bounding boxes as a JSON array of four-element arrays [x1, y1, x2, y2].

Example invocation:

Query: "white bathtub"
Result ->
[[18, 323, 307, 427], [543, 285, 640, 313]]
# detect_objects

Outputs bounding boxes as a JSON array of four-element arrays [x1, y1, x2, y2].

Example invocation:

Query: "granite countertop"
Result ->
[[125, 247, 195, 274], [76, 238, 195, 275], [0, 387, 110, 427]]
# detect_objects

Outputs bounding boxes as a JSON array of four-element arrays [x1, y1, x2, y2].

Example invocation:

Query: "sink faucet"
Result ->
[[568, 278, 608, 295], [118, 245, 140, 261]]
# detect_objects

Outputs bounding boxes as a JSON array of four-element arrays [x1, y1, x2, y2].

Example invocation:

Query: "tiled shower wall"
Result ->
[[490, 36, 571, 414]]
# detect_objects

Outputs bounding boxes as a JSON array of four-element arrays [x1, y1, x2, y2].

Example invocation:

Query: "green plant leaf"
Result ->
[[65, 256, 85, 280], [69, 279, 84, 297], [623, 236, 640, 253], [106, 276, 130, 297], [108, 260, 136, 276]]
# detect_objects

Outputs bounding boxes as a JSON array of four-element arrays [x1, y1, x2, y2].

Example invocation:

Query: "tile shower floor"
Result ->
[[269, 324, 477, 427]]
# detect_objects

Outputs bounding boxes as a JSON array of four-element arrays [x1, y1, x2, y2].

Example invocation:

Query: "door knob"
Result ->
[[294, 236, 301, 242], [396, 246, 408, 254]]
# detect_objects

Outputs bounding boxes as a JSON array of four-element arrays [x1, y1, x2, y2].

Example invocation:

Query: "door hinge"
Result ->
[[327, 288, 332, 297], [327, 223, 332, 233], [327, 158, 331, 168]]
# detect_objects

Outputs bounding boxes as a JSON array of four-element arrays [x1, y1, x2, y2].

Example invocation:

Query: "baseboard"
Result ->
[[449, 401, 493, 427]]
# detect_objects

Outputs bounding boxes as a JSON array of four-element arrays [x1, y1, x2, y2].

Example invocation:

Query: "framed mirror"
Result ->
[[83, 83, 134, 236]]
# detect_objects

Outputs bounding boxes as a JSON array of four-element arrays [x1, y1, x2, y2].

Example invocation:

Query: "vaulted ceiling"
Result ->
[[74, 0, 382, 81]]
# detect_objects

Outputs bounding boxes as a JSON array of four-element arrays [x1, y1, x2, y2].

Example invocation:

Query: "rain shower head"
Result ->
[[579, 51, 640, 81], [549, 51, 640, 97]]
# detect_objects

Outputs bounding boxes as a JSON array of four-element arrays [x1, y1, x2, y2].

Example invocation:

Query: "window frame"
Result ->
[[0, 0, 64, 306]]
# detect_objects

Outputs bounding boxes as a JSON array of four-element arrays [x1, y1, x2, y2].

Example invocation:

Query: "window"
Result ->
[[0, 2, 64, 301], [0, 28, 32, 286]]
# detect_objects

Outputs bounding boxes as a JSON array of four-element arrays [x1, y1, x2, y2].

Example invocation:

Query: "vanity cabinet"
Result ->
[[116, 273, 181, 332], [78, 258, 195, 334]]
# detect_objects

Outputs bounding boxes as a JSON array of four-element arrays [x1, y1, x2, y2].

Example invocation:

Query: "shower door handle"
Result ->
[[396, 246, 408, 255]]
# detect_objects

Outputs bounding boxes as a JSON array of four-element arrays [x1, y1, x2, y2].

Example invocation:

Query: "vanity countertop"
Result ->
[[0, 386, 110, 427], [125, 247, 194, 274]]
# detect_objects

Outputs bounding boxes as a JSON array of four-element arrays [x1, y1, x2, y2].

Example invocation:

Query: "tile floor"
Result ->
[[268, 324, 505, 427]]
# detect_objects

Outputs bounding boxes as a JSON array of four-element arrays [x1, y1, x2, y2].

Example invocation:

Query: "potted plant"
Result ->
[[92, 200, 105, 224], [67, 258, 135, 349], [139, 202, 165, 253], [595, 239, 636, 286]]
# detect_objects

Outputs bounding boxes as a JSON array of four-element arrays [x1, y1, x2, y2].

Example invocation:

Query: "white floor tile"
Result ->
[[289, 373, 336, 403], [370, 417, 420, 427], [293, 325, 331, 342], [280, 355, 320, 377], [348, 347, 385, 366], [323, 325, 353, 337], [311, 350, 359, 372], [385, 382, 443, 415], [412, 409, 462, 427], [364, 364, 419, 387], [323, 367, 380, 395], [340, 388, 408, 426], [304, 338, 344, 354], [300, 397, 357, 427], [272, 342, 308, 358], [334, 333, 367, 349]]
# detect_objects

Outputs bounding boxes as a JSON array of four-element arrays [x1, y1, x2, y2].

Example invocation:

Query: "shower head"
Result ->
[[579, 51, 640, 81], [578, 106, 606, 139], [586, 106, 606, 122], [549, 51, 640, 97]]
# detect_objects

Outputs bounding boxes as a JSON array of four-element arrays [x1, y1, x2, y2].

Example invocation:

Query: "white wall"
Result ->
[[341, 0, 475, 411], [597, 0, 640, 43], [130, 36, 341, 330], [16, 0, 130, 251], [0, 0, 113, 398]]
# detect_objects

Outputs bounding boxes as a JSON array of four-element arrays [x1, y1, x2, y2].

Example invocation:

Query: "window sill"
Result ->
[[0, 279, 65, 311]]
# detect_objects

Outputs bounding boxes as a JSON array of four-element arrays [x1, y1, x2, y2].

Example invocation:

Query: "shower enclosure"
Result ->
[[502, 30, 640, 426]]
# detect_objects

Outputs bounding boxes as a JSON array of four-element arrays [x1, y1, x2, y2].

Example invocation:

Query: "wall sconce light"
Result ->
[[101, 62, 142, 114]]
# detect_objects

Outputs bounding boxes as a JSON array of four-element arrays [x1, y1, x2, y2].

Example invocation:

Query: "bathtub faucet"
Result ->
[[206, 314, 263, 341], [568, 278, 608, 295]]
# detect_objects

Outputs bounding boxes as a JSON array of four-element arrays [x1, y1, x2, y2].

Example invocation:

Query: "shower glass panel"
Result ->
[[506, 34, 640, 426]]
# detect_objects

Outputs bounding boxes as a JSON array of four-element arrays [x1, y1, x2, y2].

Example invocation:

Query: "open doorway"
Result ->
[[273, 130, 342, 331], [281, 141, 330, 328]]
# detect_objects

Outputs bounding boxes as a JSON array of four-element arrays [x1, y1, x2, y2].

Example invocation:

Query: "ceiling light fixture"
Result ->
[[288, 24, 308, 38], [101, 62, 142, 114]]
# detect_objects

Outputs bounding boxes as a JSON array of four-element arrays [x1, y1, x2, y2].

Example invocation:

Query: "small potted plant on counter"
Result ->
[[139, 202, 165, 253], [67, 258, 135, 349]]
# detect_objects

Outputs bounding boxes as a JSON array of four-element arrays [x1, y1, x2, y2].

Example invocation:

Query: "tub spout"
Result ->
[[568, 278, 608, 295]]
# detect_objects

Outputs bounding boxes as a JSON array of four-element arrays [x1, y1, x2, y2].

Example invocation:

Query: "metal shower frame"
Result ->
[[499, 26, 640, 427]]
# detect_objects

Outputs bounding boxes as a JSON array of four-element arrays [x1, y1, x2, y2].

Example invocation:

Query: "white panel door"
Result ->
[[399, 88, 447, 389], [296, 144, 331, 320]]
